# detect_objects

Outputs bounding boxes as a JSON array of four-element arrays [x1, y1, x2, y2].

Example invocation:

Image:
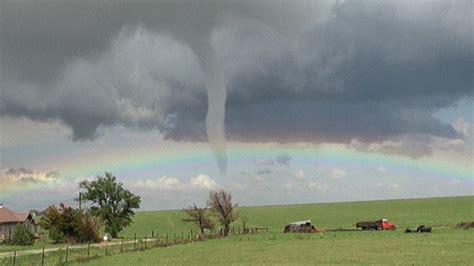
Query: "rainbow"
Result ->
[[58, 143, 473, 181], [1, 143, 473, 197]]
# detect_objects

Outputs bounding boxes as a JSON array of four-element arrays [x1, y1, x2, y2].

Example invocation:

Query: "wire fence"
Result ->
[[1, 227, 269, 265]]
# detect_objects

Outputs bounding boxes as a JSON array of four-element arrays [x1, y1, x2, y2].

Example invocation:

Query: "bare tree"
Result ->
[[182, 203, 214, 235], [208, 190, 238, 236]]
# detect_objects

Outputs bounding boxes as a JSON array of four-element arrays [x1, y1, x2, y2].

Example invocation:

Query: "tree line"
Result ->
[[39, 172, 140, 244], [8, 172, 240, 246]]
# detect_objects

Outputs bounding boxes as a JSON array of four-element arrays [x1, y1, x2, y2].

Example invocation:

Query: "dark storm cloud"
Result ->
[[1, 1, 472, 155], [221, 1, 471, 144], [0, 0, 326, 84], [225, 101, 459, 143], [161, 108, 208, 142], [220, 0, 472, 146]]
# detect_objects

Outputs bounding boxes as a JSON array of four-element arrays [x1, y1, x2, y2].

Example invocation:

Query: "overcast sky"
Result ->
[[0, 0, 472, 211]]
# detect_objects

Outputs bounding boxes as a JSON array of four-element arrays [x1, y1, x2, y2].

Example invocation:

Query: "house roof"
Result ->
[[0, 206, 30, 224]]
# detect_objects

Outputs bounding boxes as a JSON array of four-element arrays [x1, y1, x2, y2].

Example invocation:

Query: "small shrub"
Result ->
[[76, 211, 101, 243], [49, 227, 65, 244], [10, 224, 34, 246], [40, 204, 101, 244]]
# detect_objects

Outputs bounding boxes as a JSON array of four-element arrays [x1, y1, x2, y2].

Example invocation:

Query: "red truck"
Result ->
[[356, 219, 396, 230]]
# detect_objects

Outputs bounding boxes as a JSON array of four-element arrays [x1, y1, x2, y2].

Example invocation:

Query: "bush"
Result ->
[[48, 227, 65, 244], [76, 211, 101, 243], [10, 224, 34, 246], [40, 204, 101, 244]]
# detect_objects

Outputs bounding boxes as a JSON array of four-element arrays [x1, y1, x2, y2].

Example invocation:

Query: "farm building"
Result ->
[[0, 204, 37, 241]]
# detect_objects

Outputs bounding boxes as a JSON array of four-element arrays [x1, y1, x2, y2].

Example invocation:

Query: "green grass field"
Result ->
[[78, 228, 473, 265], [118, 196, 474, 237], [2, 196, 473, 265], [84, 196, 474, 265]]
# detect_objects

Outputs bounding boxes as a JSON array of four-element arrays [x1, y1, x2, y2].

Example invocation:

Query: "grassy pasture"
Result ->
[[2, 196, 473, 265], [77, 228, 473, 265], [119, 196, 474, 237], [85, 196, 473, 265]]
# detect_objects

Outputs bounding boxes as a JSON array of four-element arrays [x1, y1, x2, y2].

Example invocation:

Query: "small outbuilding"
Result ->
[[0, 204, 37, 241], [283, 220, 317, 233]]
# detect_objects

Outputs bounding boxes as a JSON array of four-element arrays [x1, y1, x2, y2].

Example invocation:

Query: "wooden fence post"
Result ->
[[134, 233, 137, 251], [87, 242, 91, 259], [12, 250, 16, 266], [121, 237, 124, 252], [41, 246, 45, 266], [165, 233, 168, 246], [145, 235, 147, 249], [65, 243, 69, 263]]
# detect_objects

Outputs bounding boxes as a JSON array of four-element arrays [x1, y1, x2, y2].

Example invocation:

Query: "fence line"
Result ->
[[2, 227, 268, 265]]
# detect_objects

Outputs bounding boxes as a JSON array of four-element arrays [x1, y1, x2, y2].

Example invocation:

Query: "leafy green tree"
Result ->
[[79, 172, 141, 238], [208, 190, 238, 236], [11, 224, 34, 246], [182, 203, 214, 235]]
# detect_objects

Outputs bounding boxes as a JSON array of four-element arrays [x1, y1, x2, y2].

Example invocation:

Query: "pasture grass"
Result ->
[[2, 195, 472, 265], [119, 195, 474, 237], [83, 195, 474, 265], [77, 228, 473, 265]]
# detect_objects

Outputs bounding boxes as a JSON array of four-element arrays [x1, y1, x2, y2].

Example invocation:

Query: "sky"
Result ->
[[0, 0, 473, 212]]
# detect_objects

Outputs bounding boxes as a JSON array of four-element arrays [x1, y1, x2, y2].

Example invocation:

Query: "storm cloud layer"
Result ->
[[1, 1, 472, 157]]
